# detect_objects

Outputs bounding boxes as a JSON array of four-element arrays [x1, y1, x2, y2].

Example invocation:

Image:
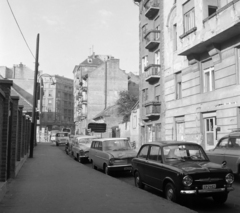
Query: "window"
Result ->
[[48, 90, 53, 97], [204, 67, 215, 92], [208, 6, 217, 16], [155, 123, 161, 140], [146, 125, 153, 142], [142, 24, 147, 41], [154, 85, 160, 101], [142, 88, 148, 102], [175, 116, 185, 141], [173, 24, 177, 51], [155, 50, 161, 65], [138, 146, 149, 159], [142, 56, 148, 72], [48, 99, 53, 105], [183, 0, 195, 33], [155, 25, 160, 40], [148, 146, 161, 162], [175, 72, 182, 99]]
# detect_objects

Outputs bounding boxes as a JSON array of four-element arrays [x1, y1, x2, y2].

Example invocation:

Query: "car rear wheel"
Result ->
[[212, 193, 228, 204], [134, 171, 145, 189], [165, 183, 177, 202]]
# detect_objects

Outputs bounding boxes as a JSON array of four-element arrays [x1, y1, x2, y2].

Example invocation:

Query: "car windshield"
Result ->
[[163, 144, 208, 162], [78, 138, 94, 144], [57, 133, 68, 137], [103, 140, 132, 151]]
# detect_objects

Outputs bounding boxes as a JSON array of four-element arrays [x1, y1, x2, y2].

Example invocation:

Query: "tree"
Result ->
[[116, 90, 138, 122]]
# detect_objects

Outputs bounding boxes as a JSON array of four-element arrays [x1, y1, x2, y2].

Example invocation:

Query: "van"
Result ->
[[55, 132, 69, 146]]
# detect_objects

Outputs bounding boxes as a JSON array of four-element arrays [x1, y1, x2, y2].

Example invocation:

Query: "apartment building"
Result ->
[[73, 53, 128, 135], [41, 75, 74, 132], [134, 0, 164, 145], [134, 0, 240, 150]]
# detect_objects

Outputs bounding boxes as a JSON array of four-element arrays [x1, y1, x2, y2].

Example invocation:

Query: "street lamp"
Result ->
[[38, 74, 55, 142]]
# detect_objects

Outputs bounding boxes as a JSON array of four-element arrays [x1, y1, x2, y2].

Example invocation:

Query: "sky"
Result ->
[[0, 0, 139, 79]]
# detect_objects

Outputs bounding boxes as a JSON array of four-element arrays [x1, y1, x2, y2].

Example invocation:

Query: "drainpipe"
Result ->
[[105, 60, 107, 109]]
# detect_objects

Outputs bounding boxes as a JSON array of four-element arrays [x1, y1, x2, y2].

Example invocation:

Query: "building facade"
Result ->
[[134, 0, 240, 150], [73, 53, 129, 135], [40, 75, 74, 133]]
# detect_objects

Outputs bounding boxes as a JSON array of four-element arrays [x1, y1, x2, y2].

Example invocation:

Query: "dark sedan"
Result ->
[[132, 141, 234, 204]]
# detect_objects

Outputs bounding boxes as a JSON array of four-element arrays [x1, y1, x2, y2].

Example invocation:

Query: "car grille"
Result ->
[[191, 173, 226, 188]]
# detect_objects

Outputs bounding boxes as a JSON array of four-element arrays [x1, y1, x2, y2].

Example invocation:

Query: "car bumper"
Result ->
[[180, 186, 234, 194], [107, 164, 132, 171]]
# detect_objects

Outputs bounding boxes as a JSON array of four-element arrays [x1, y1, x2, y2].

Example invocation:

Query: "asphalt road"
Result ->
[[58, 145, 240, 213]]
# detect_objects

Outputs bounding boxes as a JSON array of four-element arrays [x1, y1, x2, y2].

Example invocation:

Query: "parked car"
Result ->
[[65, 134, 75, 155], [132, 141, 234, 204], [71, 135, 100, 163], [88, 138, 137, 175], [55, 132, 69, 146], [207, 129, 240, 176]]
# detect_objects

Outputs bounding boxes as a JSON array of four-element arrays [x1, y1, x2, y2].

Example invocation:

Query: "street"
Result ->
[[58, 145, 240, 213]]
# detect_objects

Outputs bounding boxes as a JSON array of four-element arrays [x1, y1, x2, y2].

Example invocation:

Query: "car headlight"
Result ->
[[182, 175, 193, 186], [109, 158, 115, 165], [225, 173, 234, 184]]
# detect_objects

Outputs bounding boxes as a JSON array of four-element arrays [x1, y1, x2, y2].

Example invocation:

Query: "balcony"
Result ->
[[144, 0, 160, 19], [144, 101, 161, 119], [82, 86, 88, 92], [145, 30, 160, 50], [145, 64, 161, 83], [179, 0, 240, 56]]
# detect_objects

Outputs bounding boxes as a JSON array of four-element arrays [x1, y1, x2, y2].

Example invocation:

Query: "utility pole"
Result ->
[[29, 33, 40, 158]]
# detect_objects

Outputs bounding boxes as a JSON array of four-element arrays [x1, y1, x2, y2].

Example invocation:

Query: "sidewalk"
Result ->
[[0, 143, 196, 213]]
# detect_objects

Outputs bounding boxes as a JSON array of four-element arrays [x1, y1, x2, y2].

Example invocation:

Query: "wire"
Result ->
[[6, 0, 35, 59]]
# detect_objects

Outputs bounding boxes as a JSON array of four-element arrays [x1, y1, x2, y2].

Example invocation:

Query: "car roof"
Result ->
[[76, 135, 100, 139], [93, 138, 128, 142], [143, 141, 201, 147]]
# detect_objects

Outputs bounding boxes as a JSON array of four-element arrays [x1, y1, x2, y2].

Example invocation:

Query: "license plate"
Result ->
[[202, 184, 216, 190], [124, 167, 132, 170]]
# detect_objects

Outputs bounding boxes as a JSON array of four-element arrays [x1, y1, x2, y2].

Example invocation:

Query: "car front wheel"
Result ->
[[134, 171, 145, 189], [104, 164, 110, 175], [212, 193, 228, 204], [165, 183, 177, 202]]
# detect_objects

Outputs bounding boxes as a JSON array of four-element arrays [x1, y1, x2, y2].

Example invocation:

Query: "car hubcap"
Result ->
[[167, 188, 173, 200], [136, 176, 140, 186]]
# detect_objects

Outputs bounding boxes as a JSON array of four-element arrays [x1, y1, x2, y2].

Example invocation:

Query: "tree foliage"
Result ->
[[116, 90, 138, 123]]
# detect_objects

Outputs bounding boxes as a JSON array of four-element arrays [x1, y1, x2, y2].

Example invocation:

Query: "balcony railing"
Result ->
[[144, 101, 161, 118], [144, 0, 160, 19], [145, 30, 160, 50], [145, 64, 161, 83]]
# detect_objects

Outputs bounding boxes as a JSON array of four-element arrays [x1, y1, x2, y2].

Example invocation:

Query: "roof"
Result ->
[[93, 104, 119, 120], [11, 87, 32, 112], [144, 141, 201, 147], [94, 138, 128, 142], [79, 55, 104, 67], [75, 135, 100, 139]]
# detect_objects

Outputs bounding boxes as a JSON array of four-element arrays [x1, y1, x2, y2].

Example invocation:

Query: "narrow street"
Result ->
[[58, 145, 240, 213]]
